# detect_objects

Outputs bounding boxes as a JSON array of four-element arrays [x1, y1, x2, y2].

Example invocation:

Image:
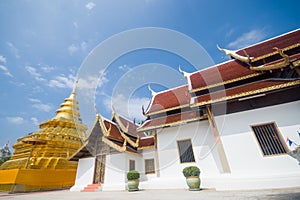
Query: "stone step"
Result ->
[[80, 184, 102, 192]]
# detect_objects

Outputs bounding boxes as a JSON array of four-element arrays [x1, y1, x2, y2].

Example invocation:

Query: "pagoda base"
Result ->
[[0, 169, 77, 193]]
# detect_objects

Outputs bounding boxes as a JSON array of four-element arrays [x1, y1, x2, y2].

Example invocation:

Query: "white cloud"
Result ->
[[0, 55, 6, 63], [29, 98, 52, 112], [81, 41, 88, 51], [118, 64, 131, 71], [6, 42, 20, 58], [25, 66, 45, 81], [68, 42, 88, 54], [32, 103, 52, 112], [85, 2, 96, 10], [0, 65, 13, 77], [78, 71, 108, 90], [48, 74, 76, 89], [228, 29, 267, 49], [30, 117, 39, 126], [68, 44, 78, 54], [77, 73, 108, 104], [41, 65, 55, 73], [28, 98, 41, 103], [6, 116, 25, 124], [109, 94, 150, 121]]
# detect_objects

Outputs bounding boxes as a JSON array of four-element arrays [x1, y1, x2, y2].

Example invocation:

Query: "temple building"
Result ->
[[0, 87, 87, 193], [70, 110, 155, 191], [71, 29, 300, 191]]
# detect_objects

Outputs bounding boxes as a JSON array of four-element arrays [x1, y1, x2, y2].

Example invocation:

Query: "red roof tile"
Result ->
[[145, 85, 190, 115], [103, 120, 124, 142], [138, 110, 204, 131], [193, 79, 300, 106], [138, 137, 155, 148], [117, 114, 146, 137], [237, 29, 300, 58], [188, 29, 300, 92], [189, 60, 258, 91]]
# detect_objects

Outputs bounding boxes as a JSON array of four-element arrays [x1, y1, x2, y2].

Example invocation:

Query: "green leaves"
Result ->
[[182, 166, 200, 177]]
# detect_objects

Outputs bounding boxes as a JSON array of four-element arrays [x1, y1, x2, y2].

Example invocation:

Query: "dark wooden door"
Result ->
[[93, 155, 106, 184]]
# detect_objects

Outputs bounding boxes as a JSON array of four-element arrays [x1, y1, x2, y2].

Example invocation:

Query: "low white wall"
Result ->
[[102, 153, 126, 191], [217, 101, 300, 175], [155, 120, 220, 189], [70, 157, 95, 191], [102, 152, 143, 191], [212, 100, 300, 190]]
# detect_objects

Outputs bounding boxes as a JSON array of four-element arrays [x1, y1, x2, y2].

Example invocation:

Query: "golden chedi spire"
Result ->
[[0, 85, 87, 192], [54, 85, 80, 121]]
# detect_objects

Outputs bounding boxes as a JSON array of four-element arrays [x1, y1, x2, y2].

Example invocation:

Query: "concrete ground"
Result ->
[[1, 188, 300, 200]]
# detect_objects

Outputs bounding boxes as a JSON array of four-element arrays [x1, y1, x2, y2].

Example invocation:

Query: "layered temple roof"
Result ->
[[144, 85, 190, 116], [70, 112, 154, 160], [138, 29, 300, 132]]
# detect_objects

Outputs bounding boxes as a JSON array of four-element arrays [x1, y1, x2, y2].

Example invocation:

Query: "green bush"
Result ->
[[182, 166, 200, 178], [127, 170, 140, 180]]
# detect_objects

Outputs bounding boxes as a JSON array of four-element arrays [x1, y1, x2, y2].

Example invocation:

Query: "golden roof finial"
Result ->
[[217, 44, 253, 63], [94, 105, 99, 116], [72, 79, 78, 94]]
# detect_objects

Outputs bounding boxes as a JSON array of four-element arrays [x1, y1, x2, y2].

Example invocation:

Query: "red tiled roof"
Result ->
[[103, 120, 124, 142], [138, 137, 154, 148], [188, 29, 300, 93], [236, 29, 300, 58], [145, 85, 190, 115], [193, 79, 300, 107], [138, 110, 204, 132], [189, 60, 258, 92], [117, 114, 146, 137]]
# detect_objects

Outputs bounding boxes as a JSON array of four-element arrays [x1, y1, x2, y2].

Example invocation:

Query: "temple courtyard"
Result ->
[[1, 188, 300, 200]]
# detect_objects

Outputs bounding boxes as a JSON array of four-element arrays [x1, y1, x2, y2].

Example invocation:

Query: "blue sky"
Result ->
[[0, 0, 299, 147]]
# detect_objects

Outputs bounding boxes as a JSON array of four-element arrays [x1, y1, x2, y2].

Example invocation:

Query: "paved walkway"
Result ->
[[1, 188, 300, 200]]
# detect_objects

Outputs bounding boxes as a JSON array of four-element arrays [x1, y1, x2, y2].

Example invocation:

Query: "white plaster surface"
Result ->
[[70, 157, 96, 191]]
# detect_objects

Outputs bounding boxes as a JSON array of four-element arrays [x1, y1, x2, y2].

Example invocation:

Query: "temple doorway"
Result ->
[[93, 155, 106, 184]]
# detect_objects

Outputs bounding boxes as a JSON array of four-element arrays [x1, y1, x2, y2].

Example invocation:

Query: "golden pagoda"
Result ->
[[0, 86, 87, 193]]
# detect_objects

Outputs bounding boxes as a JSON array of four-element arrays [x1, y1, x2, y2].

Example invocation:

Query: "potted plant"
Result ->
[[127, 170, 140, 191], [182, 166, 201, 191]]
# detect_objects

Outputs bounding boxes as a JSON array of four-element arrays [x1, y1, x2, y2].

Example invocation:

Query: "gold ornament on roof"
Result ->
[[250, 47, 291, 71], [217, 44, 254, 63]]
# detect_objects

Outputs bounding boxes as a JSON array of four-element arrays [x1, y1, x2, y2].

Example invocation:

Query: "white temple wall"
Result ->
[[102, 153, 126, 190], [70, 157, 96, 191], [213, 100, 300, 190], [151, 100, 300, 190], [102, 152, 143, 191], [154, 121, 220, 189], [141, 148, 157, 181]]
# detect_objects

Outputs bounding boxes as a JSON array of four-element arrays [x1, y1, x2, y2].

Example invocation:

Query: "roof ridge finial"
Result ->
[[72, 79, 79, 95], [178, 65, 190, 78], [148, 84, 157, 96], [217, 44, 253, 63], [94, 105, 99, 116], [112, 105, 116, 114]]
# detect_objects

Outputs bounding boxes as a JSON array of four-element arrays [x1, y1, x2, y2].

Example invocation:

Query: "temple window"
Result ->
[[251, 122, 288, 156], [129, 160, 135, 171], [145, 158, 155, 174], [177, 139, 195, 163]]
